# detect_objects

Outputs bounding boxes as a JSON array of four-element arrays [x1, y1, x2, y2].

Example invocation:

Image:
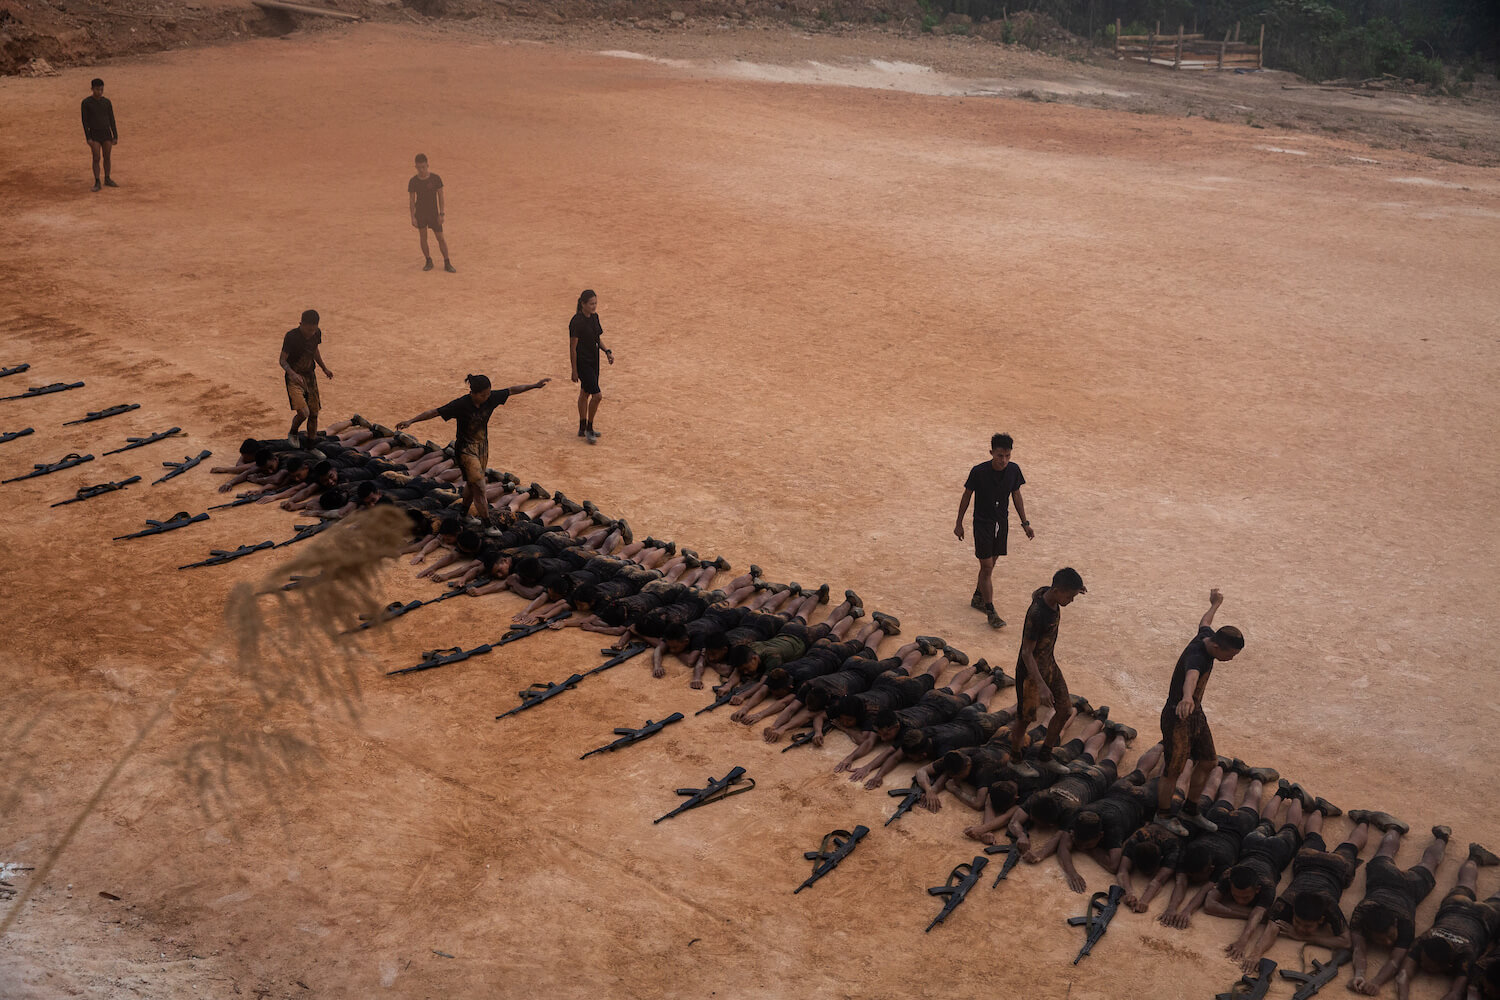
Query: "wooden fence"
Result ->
[[1114, 20, 1263, 71]]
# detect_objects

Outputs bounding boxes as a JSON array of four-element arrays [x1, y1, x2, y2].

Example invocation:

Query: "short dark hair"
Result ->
[[513, 555, 543, 583], [466, 373, 491, 393], [91, 77, 104, 87], [873, 708, 899, 731], [1418, 936, 1453, 966], [571, 582, 598, 607], [988, 780, 1019, 812], [726, 645, 755, 669], [437, 515, 461, 537], [254, 447, 275, 467], [542, 573, 569, 596], [301, 309, 320, 325], [804, 688, 833, 713], [663, 623, 688, 642], [577, 288, 597, 313], [318, 487, 348, 510], [1214, 626, 1245, 650], [938, 750, 970, 778], [310, 460, 332, 480], [283, 456, 306, 474], [1293, 893, 1326, 923], [1127, 839, 1164, 875], [415, 153, 428, 163], [455, 529, 482, 555], [1182, 842, 1214, 877], [1361, 905, 1397, 934], [356, 481, 378, 500], [1052, 567, 1085, 591], [764, 668, 791, 695], [1229, 864, 1258, 890], [991, 433, 1014, 451], [241, 437, 260, 455], [1072, 811, 1104, 844], [704, 632, 730, 652]]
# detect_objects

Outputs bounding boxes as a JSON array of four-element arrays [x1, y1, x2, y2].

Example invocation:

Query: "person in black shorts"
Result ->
[[954, 432, 1033, 628], [280, 310, 334, 447], [408, 154, 454, 272], [1394, 843, 1500, 1000], [1205, 781, 1336, 963], [1007, 723, 1131, 852], [1154, 588, 1245, 837], [1152, 758, 1278, 926], [569, 289, 614, 444], [1346, 823, 1452, 995], [81, 78, 118, 192], [1038, 740, 1165, 893], [1012, 567, 1087, 760], [396, 373, 550, 520], [1236, 808, 1399, 974]]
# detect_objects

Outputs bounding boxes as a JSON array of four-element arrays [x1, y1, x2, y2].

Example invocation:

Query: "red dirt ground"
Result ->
[[1, 24, 1498, 1000]]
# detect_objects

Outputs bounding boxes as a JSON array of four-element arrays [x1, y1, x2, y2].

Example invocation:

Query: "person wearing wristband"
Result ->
[[954, 432, 1033, 628], [569, 289, 614, 444], [408, 153, 454, 272]]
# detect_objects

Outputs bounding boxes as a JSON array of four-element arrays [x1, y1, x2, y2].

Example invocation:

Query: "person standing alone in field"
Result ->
[[408, 154, 454, 272], [81, 78, 118, 192], [280, 309, 333, 446], [1154, 589, 1244, 837], [396, 373, 550, 520], [569, 289, 613, 444], [954, 433, 1033, 628]]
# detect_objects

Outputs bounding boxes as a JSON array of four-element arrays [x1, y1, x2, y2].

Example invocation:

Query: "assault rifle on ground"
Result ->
[[63, 403, 139, 425], [0, 381, 84, 402], [208, 493, 261, 511], [178, 540, 274, 569], [925, 857, 988, 932], [1067, 884, 1125, 963], [102, 427, 183, 455], [50, 475, 140, 506], [3, 452, 94, 483], [694, 682, 752, 716], [581, 643, 649, 677], [348, 585, 482, 632], [652, 766, 755, 824], [781, 730, 817, 753], [495, 674, 584, 719], [885, 784, 922, 827], [0, 428, 34, 444], [152, 450, 212, 484], [1216, 958, 1277, 1000], [386, 644, 494, 676], [793, 825, 869, 894], [114, 511, 209, 540], [1278, 950, 1350, 1000], [985, 832, 1023, 887], [0, 364, 30, 378], [579, 712, 684, 760], [274, 520, 333, 548], [497, 610, 571, 645]]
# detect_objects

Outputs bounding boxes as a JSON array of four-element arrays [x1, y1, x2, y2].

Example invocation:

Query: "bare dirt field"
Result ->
[[2, 21, 1498, 1000]]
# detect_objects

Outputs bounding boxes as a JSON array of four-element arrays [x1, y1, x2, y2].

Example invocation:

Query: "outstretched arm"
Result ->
[[505, 378, 552, 396], [396, 407, 441, 431]]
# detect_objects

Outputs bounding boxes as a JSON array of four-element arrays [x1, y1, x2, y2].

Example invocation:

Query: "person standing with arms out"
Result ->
[[1154, 589, 1244, 837], [408, 154, 455, 272], [279, 309, 333, 446], [81, 78, 118, 192], [954, 433, 1033, 628], [569, 289, 613, 444], [396, 373, 549, 520]]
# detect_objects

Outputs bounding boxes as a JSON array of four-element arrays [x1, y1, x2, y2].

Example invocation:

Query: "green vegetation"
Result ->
[[914, 0, 1496, 83]]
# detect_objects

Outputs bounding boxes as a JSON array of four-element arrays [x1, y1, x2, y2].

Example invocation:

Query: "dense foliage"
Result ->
[[926, 0, 1496, 81]]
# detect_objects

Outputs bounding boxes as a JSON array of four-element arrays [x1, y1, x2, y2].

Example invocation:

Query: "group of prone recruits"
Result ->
[[211, 419, 1500, 1000]]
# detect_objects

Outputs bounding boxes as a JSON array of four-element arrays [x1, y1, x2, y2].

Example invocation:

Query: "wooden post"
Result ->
[[1234, 21, 1240, 42], [1174, 25, 1183, 69], [1148, 25, 1155, 65], [1218, 33, 1226, 69], [1257, 23, 1265, 68], [1115, 17, 1120, 56]]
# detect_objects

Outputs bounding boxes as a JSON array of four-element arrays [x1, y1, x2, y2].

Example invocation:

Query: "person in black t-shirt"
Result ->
[[1346, 824, 1451, 995], [954, 433, 1033, 628], [81, 78, 118, 192], [396, 372, 550, 520], [407, 154, 454, 272], [279, 309, 334, 446], [1011, 567, 1087, 759], [1393, 843, 1500, 1000], [1154, 588, 1245, 837], [569, 289, 614, 444]]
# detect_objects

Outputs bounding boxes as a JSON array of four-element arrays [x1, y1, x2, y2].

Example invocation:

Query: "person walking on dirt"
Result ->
[[570, 289, 613, 444], [81, 78, 118, 192], [280, 309, 333, 447], [1010, 567, 1087, 760], [408, 153, 454, 272], [954, 433, 1033, 628], [1153, 589, 1244, 836], [395, 373, 550, 520]]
